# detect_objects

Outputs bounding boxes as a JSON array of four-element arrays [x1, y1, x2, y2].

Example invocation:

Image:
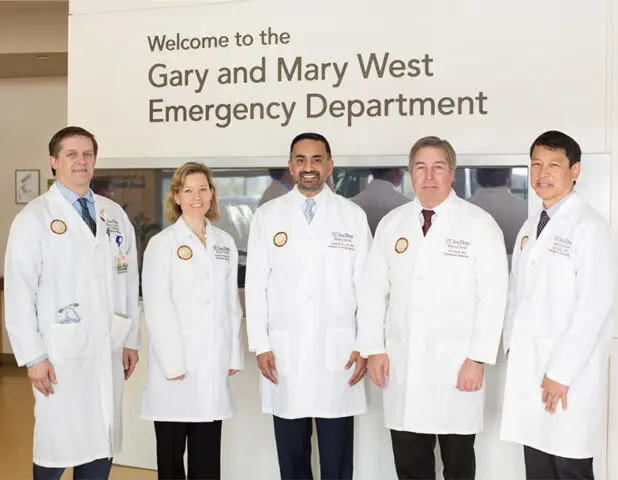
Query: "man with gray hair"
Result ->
[[357, 136, 508, 479]]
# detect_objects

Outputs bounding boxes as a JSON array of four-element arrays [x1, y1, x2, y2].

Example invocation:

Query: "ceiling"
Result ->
[[0, 0, 68, 78]]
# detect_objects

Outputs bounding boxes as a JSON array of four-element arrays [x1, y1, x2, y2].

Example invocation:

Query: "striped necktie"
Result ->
[[78, 197, 97, 236], [537, 210, 550, 239], [303, 198, 316, 224]]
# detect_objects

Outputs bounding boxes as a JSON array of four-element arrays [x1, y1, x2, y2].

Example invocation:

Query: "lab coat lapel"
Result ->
[[204, 219, 217, 267], [93, 197, 110, 246], [173, 216, 210, 268], [528, 194, 578, 256], [520, 195, 579, 295], [48, 183, 96, 243], [311, 187, 332, 234]]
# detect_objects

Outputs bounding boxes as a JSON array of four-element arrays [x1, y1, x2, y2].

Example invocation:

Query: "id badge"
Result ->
[[116, 255, 128, 274], [114, 234, 128, 274]]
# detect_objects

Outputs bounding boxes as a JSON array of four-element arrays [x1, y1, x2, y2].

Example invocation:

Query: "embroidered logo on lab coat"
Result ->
[[394, 237, 408, 254], [273, 232, 288, 247], [214, 245, 231, 261], [549, 235, 572, 258], [444, 238, 470, 258], [520, 235, 529, 250], [177, 245, 193, 260], [99, 209, 121, 240], [50, 219, 67, 235], [328, 232, 356, 251]]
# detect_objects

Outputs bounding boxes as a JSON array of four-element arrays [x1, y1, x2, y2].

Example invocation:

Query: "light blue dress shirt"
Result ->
[[544, 190, 574, 219], [25, 181, 96, 368]]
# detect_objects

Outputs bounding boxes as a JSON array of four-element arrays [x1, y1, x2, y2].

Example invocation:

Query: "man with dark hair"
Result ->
[[501, 130, 614, 480], [246, 132, 371, 480], [258, 168, 296, 206], [48, 125, 98, 176], [5, 126, 140, 479], [350, 167, 411, 235], [469, 168, 527, 255]]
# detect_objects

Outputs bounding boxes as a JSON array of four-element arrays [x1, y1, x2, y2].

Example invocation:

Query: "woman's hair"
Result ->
[[164, 162, 220, 224]]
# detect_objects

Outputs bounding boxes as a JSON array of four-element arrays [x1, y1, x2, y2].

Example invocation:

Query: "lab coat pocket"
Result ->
[[326, 327, 356, 371], [269, 329, 290, 374], [110, 314, 132, 352], [182, 330, 201, 372], [48, 322, 91, 363]]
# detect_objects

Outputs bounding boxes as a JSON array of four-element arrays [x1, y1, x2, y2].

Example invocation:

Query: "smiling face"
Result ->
[[288, 138, 333, 197], [49, 135, 96, 193], [174, 172, 212, 220], [410, 146, 455, 209], [530, 145, 580, 208]]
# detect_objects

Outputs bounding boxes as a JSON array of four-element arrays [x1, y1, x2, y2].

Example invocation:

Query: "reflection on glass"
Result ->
[[466, 168, 528, 255], [91, 165, 528, 285]]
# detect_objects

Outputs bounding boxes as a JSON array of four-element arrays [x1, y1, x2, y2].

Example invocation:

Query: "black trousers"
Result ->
[[154, 420, 222, 480], [390, 430, 476, 480], [273, 415, 354, 480], [524, 445, 594, 480], [33, 458, 113, 480]]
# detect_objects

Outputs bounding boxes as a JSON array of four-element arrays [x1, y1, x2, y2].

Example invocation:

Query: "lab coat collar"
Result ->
[[55, 180, 95, 207], [48, 182, 105, 244], [288, 183, 332, 209], [544, 190, 576, 219], [533, 191, 580, 224], [174, 215, 213, 240], [526, 193, 580, 252], [412, 189, 458, 218]]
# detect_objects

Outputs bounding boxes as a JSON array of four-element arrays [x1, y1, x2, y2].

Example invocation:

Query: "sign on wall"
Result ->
[[68, 0, 607, 165]]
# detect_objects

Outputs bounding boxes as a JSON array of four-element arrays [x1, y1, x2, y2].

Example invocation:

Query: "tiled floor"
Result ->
[[0, 365, 156, 480]]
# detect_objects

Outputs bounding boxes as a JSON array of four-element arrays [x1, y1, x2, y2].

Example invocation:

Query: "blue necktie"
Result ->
[[303, 198, 316, 224], [537, 210, 550, 239], [78, 197, 97, 236]]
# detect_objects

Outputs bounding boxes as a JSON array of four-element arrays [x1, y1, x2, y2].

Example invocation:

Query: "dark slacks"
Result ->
[[390, 430, 476, 480], [524, 445, 594, 480], [33, 458, 113, 480], [273, 415, 354, 480], [154, 420, 222, 480]]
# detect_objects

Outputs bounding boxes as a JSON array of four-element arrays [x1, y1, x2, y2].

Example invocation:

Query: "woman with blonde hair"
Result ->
[[141, 162, 243, 480]]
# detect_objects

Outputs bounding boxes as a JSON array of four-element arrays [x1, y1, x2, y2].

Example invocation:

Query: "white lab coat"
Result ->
[[357, 191, 508, 434], [350, 179, 411, 236], [4, 183, 139, 467], [500, 194, 615, 458], [245, 186, 371, 419], [141, 217, 243, 421], [468, 186, 528, 255]]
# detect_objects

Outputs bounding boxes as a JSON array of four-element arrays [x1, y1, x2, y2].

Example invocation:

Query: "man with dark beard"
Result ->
[[245, 132, 372, 480]]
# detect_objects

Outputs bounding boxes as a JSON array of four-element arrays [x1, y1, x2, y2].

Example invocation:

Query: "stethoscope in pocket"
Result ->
[[57, 303, 81, 324]]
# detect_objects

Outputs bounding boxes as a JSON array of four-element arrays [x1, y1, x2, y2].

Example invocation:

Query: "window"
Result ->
[[91, 165, 528, 287]]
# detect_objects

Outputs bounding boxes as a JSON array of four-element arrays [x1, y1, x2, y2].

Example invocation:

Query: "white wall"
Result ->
[[0, 77, 67, 354], [67, 0, 608, 163]]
